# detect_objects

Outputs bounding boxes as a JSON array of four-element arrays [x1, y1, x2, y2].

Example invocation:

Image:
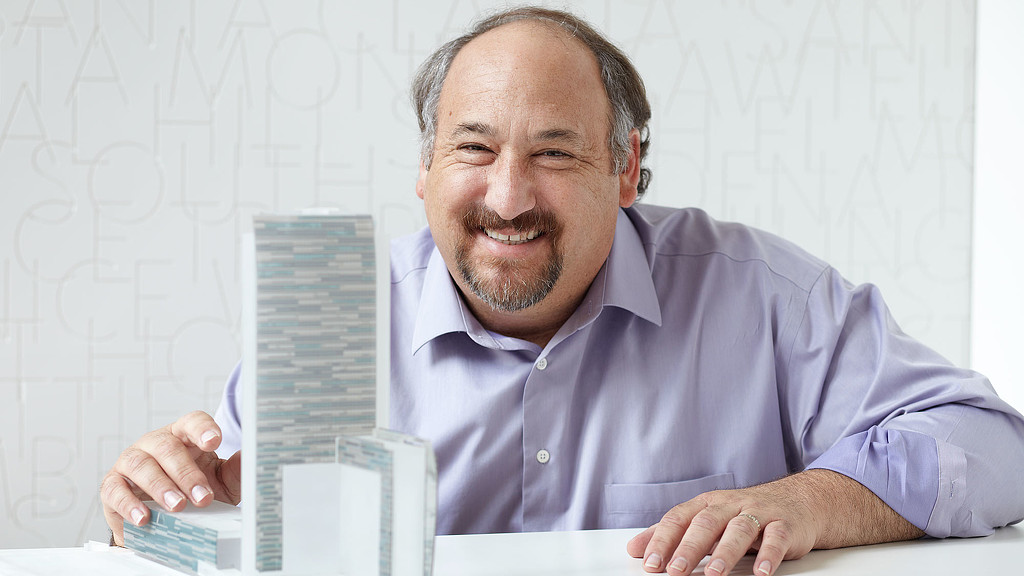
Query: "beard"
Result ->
[[454, 206, 563, 312]]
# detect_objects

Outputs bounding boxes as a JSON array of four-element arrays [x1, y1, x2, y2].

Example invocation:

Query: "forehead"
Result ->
[[438, 20, 610, 138]]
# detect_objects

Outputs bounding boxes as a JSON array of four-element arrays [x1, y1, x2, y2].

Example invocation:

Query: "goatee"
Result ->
[[455, 206, 562, 312]]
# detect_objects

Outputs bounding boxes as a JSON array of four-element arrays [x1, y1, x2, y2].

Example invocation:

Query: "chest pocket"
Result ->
[[602, 472, 736, 529]]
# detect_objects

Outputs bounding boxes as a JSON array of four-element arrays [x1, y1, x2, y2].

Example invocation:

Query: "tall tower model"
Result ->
[[241, 214, 377, 573]]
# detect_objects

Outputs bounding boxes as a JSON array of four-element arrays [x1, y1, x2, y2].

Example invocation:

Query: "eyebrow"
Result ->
[[534, 128, 586, 148], [450, 122, 494, 139], [448, 122, 587, 148]]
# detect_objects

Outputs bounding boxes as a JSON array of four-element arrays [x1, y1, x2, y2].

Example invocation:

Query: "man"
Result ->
[[102, 7, 1024, 576]]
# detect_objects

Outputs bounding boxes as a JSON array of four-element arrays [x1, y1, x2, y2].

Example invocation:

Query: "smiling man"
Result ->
[[102, 7, 1024, 576], [414, 16, 640, 346]]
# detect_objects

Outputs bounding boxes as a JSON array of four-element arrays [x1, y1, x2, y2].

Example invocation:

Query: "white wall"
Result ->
[[973, 0, 1024, 412], [0, 1, 985, 547]]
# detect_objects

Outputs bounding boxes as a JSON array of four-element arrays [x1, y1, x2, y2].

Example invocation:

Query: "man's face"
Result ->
[[417, 21, 639, 324]]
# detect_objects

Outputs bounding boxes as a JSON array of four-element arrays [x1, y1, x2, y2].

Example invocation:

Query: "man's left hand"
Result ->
[[626, 469, 924, 576]]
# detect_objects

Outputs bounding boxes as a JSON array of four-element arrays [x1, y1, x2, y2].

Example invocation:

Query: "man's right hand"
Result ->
[[101, 410, 242, 546]]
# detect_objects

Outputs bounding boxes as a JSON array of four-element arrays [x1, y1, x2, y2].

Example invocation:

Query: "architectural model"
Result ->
[[126, 213, 436, 576]]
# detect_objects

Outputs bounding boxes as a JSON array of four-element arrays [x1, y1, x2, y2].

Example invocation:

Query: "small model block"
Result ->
[[124, 500, 241, 574], [279, 430, 436, 576]]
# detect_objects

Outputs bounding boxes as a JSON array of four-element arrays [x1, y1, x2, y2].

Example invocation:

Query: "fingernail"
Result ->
[[644, 553, 663, 570], [163, 490, 185, 510], [669, 556, 688, 573], [758, 560, 772, 575], [191, 484, 211, 503], [130, 508, 145, 526], [201, 430, 219, 445], [706, 558, 726, 574]]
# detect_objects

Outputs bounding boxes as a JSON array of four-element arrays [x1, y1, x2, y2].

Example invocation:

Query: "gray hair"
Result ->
[[411, 6, 653, 197]]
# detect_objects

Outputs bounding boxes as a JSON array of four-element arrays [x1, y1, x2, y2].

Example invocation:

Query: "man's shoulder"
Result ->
[[625, 204, 829, 291], [390, 226, 436, 284]]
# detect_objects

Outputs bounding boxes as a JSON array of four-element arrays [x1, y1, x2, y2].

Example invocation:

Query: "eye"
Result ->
[[455, 143, 495, 165], [534, 150, 576, 168]]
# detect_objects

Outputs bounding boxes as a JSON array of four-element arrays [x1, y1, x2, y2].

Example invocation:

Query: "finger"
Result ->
[[100, 472, 151, 545], [752, 520, 804, 576], [663, 507, 733, 575], [206, 450, 243, 505], [638, 500, 712, 569], [116, 434, 205, 510], [169, 410, 222, 453], [627, 525, 656, 558], [704, 513, 763, 576], [641, 501, 704, 572]]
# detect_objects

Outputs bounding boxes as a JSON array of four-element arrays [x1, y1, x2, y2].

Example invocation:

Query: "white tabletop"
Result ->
[[1, 524, 1021, 575], [433, 524, 1024, 575]]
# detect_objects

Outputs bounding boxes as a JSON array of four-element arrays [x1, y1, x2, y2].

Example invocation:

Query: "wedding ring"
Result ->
[[737, 512, 761, 532]]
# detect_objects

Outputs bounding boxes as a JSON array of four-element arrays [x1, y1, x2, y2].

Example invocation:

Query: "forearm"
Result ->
[[787, 469, 924, 549]]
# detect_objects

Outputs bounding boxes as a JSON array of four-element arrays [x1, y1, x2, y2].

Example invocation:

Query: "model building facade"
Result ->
[[241, 214, 378, 573]]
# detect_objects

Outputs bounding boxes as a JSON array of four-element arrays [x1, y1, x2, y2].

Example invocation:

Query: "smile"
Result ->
[[484, 228, 540, 245]]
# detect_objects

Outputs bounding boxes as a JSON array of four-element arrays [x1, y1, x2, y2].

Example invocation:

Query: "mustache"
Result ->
[[461, 206, 560, 235]]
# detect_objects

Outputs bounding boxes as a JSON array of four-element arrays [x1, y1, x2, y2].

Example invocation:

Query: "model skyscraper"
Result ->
[[241, 214, 378, 573]]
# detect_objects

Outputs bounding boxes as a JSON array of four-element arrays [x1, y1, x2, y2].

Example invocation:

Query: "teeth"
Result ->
[[485, 228, 540, 245]]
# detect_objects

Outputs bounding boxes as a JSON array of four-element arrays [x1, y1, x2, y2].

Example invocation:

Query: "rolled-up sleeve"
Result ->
[[782, 267, 1024, 537]]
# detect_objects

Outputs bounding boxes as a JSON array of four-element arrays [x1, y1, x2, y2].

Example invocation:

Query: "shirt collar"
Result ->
[[597, 208, 663, 326], [410, 208, 662, 354], [410, 247, 492, 354]]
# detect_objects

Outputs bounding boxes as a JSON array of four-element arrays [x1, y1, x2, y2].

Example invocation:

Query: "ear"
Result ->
[[415, 161, 428, 200], [618, 129, 642, 208]]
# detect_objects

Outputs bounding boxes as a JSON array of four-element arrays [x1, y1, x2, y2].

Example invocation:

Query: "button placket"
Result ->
[[522, 342, 582, 531]]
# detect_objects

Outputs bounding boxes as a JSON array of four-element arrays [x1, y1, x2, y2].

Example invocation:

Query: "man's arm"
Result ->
[[779, 268, 1024, 539], [627, 469, 922, 576], [629, 266, 1024, 575]]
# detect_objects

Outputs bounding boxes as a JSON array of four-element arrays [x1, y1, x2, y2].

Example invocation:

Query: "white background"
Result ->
[[0, 0, 1018, 548], [973, 0, 1024, 414]]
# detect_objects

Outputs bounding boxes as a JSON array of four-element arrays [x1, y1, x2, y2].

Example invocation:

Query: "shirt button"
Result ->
[[536, 449, 550, 464], [536, 357, 548, 370]]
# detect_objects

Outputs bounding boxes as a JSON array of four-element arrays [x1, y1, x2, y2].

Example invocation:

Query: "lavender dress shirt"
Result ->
[[214, 205, 1024, 538]]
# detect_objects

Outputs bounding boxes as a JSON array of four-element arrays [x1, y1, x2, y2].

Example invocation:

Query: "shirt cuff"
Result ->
[[805, 427, 940, 533], [923, 437, 968, 537]]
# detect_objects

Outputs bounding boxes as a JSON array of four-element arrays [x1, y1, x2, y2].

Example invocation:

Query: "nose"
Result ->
[[484, 156, 535, 221]]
